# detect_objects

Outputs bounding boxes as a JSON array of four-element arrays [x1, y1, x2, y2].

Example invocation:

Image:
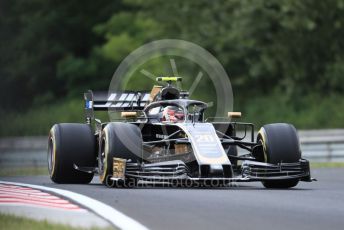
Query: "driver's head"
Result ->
[[162, 106, 185, 122]]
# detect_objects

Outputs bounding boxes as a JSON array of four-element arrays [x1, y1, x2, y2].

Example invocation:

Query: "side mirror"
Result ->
[[228, 112, 242, 118]]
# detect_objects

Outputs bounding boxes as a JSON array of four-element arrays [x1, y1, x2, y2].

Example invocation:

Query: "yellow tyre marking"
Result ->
[[99, 127, 109, 183], [258, 128, 268, 162], [50, 127, 57, 176]]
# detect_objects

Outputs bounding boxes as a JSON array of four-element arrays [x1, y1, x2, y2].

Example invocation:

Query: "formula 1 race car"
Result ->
[[48, 77, 313, 188]]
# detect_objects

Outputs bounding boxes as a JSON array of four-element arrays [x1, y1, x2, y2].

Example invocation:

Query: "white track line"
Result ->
[[0, 181, 149, 230]]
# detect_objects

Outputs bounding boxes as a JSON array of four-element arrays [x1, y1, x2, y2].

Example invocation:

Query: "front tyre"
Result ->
[[257, 123, 301, 189], [99, 123, 142, 187], [48, 123, 96, 184]]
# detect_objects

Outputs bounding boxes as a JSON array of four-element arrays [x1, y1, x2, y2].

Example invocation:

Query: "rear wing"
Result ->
[[84, 90, 150, 122]]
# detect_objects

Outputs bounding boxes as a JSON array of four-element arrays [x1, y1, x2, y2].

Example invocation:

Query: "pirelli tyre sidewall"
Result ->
[[257, 123, 301, 188], [48, 123, 96, 184], [99, 122, 142, 187]]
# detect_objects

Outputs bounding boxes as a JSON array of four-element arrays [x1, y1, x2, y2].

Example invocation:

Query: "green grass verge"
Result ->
[[0, 167, 48, 177], [0, 213, 113, 230], [0, 99, 83, 137], [310, 162, 344, 168], [0, 99, 110, 137], [236, 93, 344, 129]]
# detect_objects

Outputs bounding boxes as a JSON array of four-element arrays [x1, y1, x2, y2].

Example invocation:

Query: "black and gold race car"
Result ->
[[48, 77, 314, 188]]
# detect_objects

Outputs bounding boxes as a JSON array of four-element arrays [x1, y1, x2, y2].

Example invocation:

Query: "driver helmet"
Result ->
[[162, 106, 185, 122]]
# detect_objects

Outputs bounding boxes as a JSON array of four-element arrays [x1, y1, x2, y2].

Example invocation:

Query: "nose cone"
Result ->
[[209, 164, 224, 177]]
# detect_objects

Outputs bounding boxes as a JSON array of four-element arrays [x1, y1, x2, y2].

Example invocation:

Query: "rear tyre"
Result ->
[[257, 123, 301, 189], [99, 123, 142, 187], [48, 123, 96, 184], [227, 146, 238, 166]]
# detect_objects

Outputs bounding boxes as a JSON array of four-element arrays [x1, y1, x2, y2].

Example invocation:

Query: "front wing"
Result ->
[[110, 159, 313, 184]]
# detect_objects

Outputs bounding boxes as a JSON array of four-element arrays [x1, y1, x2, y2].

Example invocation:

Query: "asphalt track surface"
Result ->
[[2, 168, 344, 230]]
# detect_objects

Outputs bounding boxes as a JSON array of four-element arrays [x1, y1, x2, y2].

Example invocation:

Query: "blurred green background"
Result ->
[[1, 0, 344, 136]]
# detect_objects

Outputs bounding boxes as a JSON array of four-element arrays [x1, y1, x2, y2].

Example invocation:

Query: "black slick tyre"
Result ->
[[99, 122, 142, 187], [257, 123, 301, 189], [48, 123, 96, 184]]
